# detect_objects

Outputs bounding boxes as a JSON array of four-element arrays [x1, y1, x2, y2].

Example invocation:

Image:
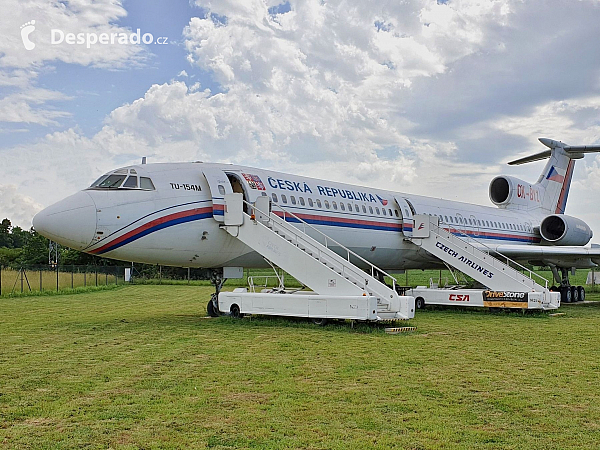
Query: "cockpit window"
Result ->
[[140, 177, 155, 190], [123, 176, 138, 188], [97, 175, 126, 188], [88, 168, 155, 191]]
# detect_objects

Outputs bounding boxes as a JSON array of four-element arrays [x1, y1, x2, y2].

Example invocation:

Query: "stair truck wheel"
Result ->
[[312, 318, 328, 326], [415, 297, 425, 310], [230, 303, 243, 319], [571, 286, 579, 302], [578, 286, 586, 302]]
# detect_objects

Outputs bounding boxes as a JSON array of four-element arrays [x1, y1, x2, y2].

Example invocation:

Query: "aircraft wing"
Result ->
[[477, 243, 600, 269]]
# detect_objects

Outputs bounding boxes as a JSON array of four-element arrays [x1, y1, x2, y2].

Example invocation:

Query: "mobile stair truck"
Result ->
[[405, 215, 560, 311], [216, 193, 415, 322]]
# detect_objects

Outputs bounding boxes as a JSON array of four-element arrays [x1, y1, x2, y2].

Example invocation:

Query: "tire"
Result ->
[[561, 287, 572, 303], [312, 318, 328, 326], [415, 297, 425, 310], [550, 285, 558, 292], [230, 304, 243, 319], [578, 286, 586, 302], [207, 299, 220, 317], [571, 286, 579, 303]]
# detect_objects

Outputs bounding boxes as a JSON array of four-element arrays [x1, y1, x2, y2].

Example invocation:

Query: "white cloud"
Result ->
[[0, 88, 71, 125], [0, 185, 44, 229]]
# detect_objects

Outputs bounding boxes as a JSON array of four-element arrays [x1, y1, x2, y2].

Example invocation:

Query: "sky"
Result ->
[[1, 0, 600, 236]]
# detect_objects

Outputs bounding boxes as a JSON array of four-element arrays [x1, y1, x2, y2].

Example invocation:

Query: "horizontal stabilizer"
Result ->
[[564, 144, 600, 153], [509, 137, 600, 165], [508, 149, 551, 165]]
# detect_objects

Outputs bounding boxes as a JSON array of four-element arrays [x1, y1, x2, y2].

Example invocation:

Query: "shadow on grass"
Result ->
[[211, 314, 416, 334]]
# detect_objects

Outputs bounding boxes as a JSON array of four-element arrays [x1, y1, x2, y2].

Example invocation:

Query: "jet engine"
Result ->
[[540, 214, 593, 246], [489, 176, 541, 209]]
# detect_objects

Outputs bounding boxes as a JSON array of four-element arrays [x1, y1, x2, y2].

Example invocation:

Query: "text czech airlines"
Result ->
[[267, 177, 378, 202], [435, 241, 494, 279]]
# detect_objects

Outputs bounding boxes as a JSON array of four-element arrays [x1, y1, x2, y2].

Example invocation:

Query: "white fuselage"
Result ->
[[33, 162, 547, 270]]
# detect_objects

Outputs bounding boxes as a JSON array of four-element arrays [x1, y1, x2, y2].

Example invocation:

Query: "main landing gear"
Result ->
[[549, 265, 585, 304], [207, 269, 226, 317]]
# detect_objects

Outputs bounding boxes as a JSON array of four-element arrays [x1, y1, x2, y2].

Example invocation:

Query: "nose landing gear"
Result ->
[[207, 269, 226, 317]]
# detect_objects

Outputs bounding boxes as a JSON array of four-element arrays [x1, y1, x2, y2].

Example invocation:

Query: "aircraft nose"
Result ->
[[33, 191, 97, 250]]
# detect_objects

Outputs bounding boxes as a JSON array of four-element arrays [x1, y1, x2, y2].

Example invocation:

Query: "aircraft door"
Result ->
[[202, 168, 233, 222], [394, 196, 414, 238]]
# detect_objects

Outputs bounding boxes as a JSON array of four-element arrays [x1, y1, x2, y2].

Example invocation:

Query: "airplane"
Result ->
[[33, 137, 600, 313]]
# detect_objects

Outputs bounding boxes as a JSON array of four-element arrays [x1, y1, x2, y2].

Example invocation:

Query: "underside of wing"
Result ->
[[478, 244, 600, 269]]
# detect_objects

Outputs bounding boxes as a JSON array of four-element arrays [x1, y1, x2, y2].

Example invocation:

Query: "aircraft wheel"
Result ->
[[207, 299, 220, 317], [312, 318, 328, 326], [230, 304, 243, 319], [415, 297, 425, 310], [571, 286, 579, 302], [579, 286, 586, 302], [561, 287, 571, 303], [550, 285, 558, 292]]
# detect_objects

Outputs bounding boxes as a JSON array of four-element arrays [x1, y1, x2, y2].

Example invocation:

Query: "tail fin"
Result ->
[[508, 138, 600, 214]]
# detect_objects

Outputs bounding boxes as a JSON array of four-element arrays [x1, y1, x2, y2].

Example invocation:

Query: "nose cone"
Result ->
[[33, 191, 97, 250]]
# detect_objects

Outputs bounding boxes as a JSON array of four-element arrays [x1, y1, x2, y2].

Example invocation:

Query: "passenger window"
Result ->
[[282, 194, 287, 203], [308, 198, 313, 207], [316, 199, 322, 208], [332, 201, 338, 210], [348, 203, 352, 211], [340, 203, 345, 211], [123, 176, 138, 188], [362, 205, 367, 213], [291, 196, 296, 205], [376, 207, 380, 215], [389, 209, 393, 216], [382, 208, 386, 216], [355, 204, 360, 212], [140, 177, 155, 190], [369, 206, 373, 214], [299, 197, 305, 206], [324, 200, 330, 209], [272, 193, 278, 203], [449, 216, 453, 223], [218, 185, 226, 195], [394, 210, 399, 217], [97, 174, 126, 188]]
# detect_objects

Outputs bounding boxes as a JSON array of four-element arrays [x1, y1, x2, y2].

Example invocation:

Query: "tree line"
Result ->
[[0, 218, 121, 267]]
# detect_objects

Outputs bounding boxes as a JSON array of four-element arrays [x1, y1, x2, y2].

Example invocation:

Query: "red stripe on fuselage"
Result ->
[[273, 210, 402, 230], [90, 207, 213, 254]]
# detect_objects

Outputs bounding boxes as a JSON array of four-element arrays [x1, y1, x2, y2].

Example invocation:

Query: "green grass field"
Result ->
[[1, 285, 600, 449]]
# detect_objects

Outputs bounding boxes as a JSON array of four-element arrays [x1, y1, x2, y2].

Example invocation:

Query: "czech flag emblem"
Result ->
[[376, 195, 388, 206], [546, 166, 565, 183]]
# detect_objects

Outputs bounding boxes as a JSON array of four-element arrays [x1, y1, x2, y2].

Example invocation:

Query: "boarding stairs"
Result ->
[[408, 214, 551, 294], [219, 193, 414, 320]]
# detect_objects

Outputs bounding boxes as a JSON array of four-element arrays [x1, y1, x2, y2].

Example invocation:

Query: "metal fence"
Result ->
[[0, 265, 222, 296], [0, 265, 127, 295]]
